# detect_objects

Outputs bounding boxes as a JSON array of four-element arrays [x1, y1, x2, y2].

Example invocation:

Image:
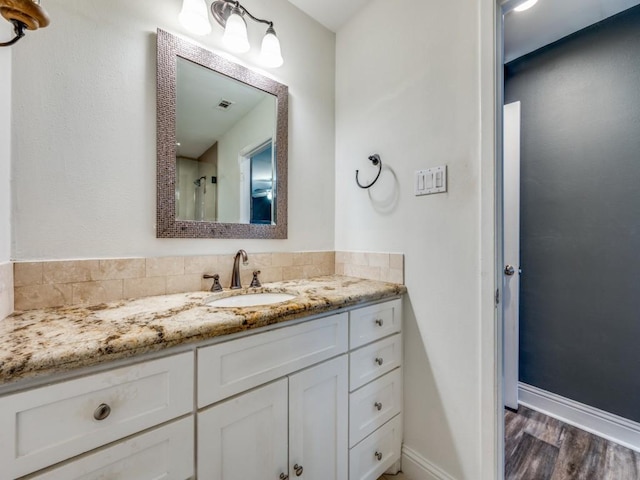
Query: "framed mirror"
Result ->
[[156, 29, 288, 238]]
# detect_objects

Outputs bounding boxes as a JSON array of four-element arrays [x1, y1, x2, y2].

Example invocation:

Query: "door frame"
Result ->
[[239, 138, 273, 224], [479, 0, 534, 478]]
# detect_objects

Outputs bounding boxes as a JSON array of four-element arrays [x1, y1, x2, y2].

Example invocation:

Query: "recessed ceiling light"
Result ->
[[514, 0, 538, 12]]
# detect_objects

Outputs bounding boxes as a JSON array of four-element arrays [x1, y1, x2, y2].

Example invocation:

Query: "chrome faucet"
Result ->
[[230, 249, 248, 289]]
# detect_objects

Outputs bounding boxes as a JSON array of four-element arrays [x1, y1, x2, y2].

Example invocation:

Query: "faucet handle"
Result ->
[[250, 270, 261, 288], [203, 274, 223, 292]]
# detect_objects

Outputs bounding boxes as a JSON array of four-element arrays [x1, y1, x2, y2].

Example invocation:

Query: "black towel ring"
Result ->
[[356, 154, 382, 189]]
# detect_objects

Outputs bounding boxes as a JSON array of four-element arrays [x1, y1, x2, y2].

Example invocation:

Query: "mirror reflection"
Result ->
[[156, 29, 288, 239], [175, 57, 277, 225]]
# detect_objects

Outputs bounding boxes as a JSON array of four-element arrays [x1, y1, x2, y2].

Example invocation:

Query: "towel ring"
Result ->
[[356, 154, 382, 189]]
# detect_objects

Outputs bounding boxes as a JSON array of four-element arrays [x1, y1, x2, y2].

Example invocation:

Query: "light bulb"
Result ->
[[179, 0, 211, 35], [223, 8, 250, 53], [514, 0, 539, 12], [260, 26, 283, 68]]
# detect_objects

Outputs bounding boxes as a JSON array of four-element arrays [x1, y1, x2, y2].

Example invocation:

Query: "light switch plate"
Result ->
[[415, 166, 447, 196], [415, 170, 428, 195]]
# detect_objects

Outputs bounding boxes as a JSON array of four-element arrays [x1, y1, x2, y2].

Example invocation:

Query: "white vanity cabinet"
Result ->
[[348, 299, 403, 480], [197, 298, 403, 480], [0, 296, 403, 480], [197, 312, 350, 480], [0, 352, 194, 480], [198, 355, 348, 480]]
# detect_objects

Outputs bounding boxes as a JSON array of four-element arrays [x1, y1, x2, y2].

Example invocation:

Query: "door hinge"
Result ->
[[495, 288, 500, 306]]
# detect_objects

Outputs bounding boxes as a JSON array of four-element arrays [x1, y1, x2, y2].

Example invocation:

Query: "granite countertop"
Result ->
[[0, 275, 406, 388]]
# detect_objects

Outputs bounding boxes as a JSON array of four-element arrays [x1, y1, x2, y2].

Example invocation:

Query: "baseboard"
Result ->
[[401, 445, 456, 480], [519, 382, 640, 453]]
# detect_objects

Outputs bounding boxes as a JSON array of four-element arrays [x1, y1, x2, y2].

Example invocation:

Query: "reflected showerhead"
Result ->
[[194, 176, 207, 186]]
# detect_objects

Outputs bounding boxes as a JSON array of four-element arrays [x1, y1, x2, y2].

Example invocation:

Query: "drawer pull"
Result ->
[[374, 401, 383, 411], [294, 464, 304, 476], [280, 474, 289, 480], [93, 403, 111, 421], [375, 318, 384, 327], [375, 357, 384, 366], [375, 451, 383, 461]]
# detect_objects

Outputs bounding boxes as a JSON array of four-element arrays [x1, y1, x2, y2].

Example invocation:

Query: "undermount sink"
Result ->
[[205, 292, 296, 308]]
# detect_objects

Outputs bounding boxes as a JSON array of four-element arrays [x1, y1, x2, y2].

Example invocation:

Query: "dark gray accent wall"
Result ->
[[505, 5, 640, 422]]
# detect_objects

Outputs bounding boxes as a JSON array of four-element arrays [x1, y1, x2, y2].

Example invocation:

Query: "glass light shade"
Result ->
[[514, 0, 538, 12], [179, 0, 211, 35], [260, 27, 283, 68], [223, 10, 250, 53]]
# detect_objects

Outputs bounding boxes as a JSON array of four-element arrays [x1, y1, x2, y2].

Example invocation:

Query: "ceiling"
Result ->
[[504, 0, 640, 62], [285, 0, 369, 32], [176, 58, 270, 159], [284, 0, 640, 63]]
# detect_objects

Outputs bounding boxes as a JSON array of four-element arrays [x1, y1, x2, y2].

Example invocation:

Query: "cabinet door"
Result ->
[[289, 355, 348, 480], [198, 378, 288, 480]]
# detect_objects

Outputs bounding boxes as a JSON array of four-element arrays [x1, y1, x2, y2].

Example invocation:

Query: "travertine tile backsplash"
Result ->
[[0, 262, 13, 320], [12, 251, 404, 311], [335, 251, 404, 284]]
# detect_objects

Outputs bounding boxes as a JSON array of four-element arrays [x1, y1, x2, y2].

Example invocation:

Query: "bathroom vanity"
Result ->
[[0, 276, 405, 480]]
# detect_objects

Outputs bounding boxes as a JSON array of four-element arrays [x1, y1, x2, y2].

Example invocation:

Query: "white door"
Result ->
[[198, 378, 288, 480], [289, 355, 348, 480], [503, 101, 521, 410]]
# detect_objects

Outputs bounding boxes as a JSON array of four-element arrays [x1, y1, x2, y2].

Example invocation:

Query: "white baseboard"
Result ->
[[518, 382, 640, 453], [401, 445, 456, 480]]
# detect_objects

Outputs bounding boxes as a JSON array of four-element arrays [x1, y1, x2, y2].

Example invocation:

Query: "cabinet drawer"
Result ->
[[349, 414, 402, 480], [26, 417, 194, 480], [349, 299, 401, 349], [198, 313, 348, 407], [0, 352, 194, 479], [350, 334, 402, 391], [349, 369, 402, 447]]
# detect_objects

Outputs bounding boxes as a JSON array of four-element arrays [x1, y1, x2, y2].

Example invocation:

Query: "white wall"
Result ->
[[11, 0, 335, 260], [0, 23, 11, 263], [0, 21, 13, 319], [336, 0, 496, 478], [7, 0, 502, 473]]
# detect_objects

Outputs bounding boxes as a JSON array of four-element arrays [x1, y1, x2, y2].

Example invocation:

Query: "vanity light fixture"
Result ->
[[179, 0, 211, 35], [0, 0, 50, 47], [513, 0, 539, 12], [179, 0, 283, 68]]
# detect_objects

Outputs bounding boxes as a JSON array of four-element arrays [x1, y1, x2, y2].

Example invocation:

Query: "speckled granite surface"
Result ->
[[0, 275, 405, 387]]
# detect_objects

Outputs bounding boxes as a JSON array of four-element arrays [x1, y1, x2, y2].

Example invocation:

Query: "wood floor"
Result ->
[[377, 473, 407, 480], [506, 405, 640, 479]]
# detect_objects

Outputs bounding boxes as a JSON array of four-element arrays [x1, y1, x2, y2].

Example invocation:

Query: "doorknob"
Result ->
[[504, 265, 515, 276]]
